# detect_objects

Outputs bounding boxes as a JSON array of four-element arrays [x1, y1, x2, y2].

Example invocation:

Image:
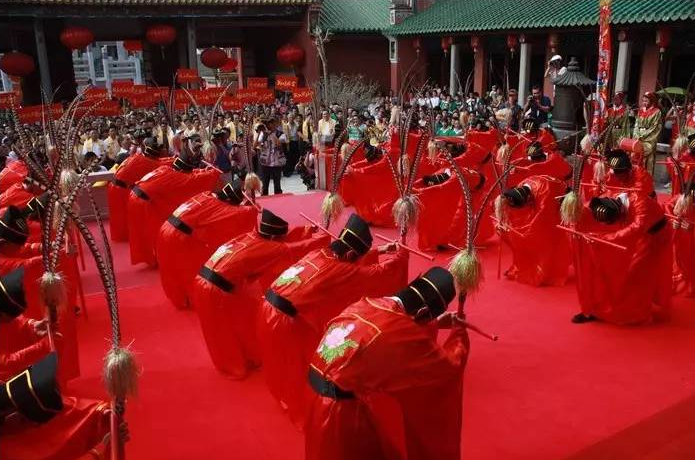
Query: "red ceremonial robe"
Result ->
[[413, 167, 487, 251], [305, 297, 470, 460], [0, 396, 109, 460], [0, 315, 52, 380], [127, 161, 220, 266], [107, 154, 171, 241], [155, 192, 257, 309], [599, 166, 655, 197], [501, 175, 571, 286], [0, 161, 28, 191], [573, 192, 672, 324], [666, 153, 695, 197], [0, 242, 42, 275], [666, 196, 695, 296], [506, 152, 572, 187], [504, 129, 555, 162], [0, 183, 36, 209], [259, 247, 409, 426], [191, 227, 330, 378]]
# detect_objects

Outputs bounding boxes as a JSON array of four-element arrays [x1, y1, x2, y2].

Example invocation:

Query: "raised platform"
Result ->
[[69, 191, 695, 460]]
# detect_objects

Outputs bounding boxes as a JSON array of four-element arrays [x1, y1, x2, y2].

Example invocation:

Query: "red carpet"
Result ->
[[66, 191, 695, 460]]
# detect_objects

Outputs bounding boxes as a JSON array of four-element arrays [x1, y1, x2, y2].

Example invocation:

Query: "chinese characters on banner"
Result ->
[[291, 88, 313, 103], [111, 80, 134, 98], [0, 92, 20, 109], [176, 68, 200, 84], [247, 77, 268, 89], [17, 104, 64, 124], [275, 75, 298, 91]]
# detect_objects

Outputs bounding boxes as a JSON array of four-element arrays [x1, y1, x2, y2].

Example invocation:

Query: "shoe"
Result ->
[[571, 313, 596, 324]]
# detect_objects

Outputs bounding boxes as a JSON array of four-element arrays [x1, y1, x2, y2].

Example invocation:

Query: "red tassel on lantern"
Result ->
[[506, 34, 518, 58], [0, 51, 35, 77], [656, 27, 671, 61]]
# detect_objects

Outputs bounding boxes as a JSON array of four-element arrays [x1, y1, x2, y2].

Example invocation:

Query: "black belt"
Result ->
[[309, 368, 355, 400], [648, 217, 667, 234], [167, 216, 193, 235], [112, 178, 129, 189], [199, 266, 234, 292], [132, 186, 149, 201], [265, 289, 297, 317]]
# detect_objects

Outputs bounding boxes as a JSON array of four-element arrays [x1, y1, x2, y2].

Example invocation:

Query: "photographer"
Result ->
[[255, 118, 285, 195], [524, 85, 553, 127]]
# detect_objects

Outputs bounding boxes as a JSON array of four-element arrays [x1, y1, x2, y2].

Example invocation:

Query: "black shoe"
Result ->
[[571, 313, 596, 324]]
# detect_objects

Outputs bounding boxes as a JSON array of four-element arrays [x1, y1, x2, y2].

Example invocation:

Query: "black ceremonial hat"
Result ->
[[526, 141, 546, 162], [396, 267, 455, 318], [330, 213, 372, 257], [606, 149, 631, 172], [23, 192, 49, 219], [0, 205, 29, 245], [590, 197, 622, 224], [258, 209, 288, 238], [423, 171, 451, 186], [522, 117, 539, 133], [218, 179, 244, 205], [0, 352, 63, 423], [502, 185, 532, 207], [0, 267, 26, 318], [688, 133, 695, 153]]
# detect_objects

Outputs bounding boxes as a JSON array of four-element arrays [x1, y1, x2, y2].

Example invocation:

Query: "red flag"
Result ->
[[17, 104, 63, 124], [111, 80, 134, 98], [591, 0, 612, 140], [221, 96, 243, 111], [275, 75, 298, 91], [247, 77, 268, 89], [177, 68, 200, 84], [0, 92, 20, 109], [291, 87, 313, 103]]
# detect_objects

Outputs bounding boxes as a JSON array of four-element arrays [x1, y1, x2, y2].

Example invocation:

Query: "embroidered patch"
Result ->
[[140, 171, 158, 182], [275, 265, 304, 286], [173, 202, 191, 218], [317, 323, 358, 364], [210, 243, 232, 264]]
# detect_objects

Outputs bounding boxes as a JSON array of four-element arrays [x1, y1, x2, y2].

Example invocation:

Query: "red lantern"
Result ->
[[0, 51, 35, 77], [548, 33, 559, 53], [201, 47, 228, 70], [440, 36, 453, 56], [60, 26, 94, 50], [470, 35, 481, 54], [146, 24, 176, 47], [220, 58, 238, 72], [656, 27, 671, 60], [506, 34, 518, 58], [413, 37, 422, 55], [276, 43, 305, 68], [123, 40, 143, 53]]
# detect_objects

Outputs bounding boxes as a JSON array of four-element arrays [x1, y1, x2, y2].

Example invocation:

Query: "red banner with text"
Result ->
[[177, 68, 200, 84], [17, 104, 64, 124], [275, 75, 298, 90], [291, 87, 313, 103], [111, 80, 134, 98], [247, 77, 268, 89]]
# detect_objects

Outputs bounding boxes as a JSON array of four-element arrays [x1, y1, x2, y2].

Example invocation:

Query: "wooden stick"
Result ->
[[241, 190, 262, 212], [666, 213, 694, 227], [299, 212, 339, 239], [497, 241, 502, 280], [374, 233, 435, 261], [491, 217, 525, 237], [579, 182, 639, 192], [556, 225, 628, 250], [461, 318, 499, 341]]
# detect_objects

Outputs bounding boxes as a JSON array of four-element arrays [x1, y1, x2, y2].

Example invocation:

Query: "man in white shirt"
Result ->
[[82, 129, 105, 159], [317, 110, 337, 146], [103, 127, 121, 169]]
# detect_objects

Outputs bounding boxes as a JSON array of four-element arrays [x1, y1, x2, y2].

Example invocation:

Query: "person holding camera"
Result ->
[[255, 118, 285, 196], [524, 85, 553, 126]]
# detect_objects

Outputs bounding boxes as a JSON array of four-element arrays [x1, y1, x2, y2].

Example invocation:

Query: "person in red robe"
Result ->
[[0, 353, 119, 460], [667, 133, 695, 197], [412, 167, 487, 251], [591, 149, 655, 198], [107, 137, 171, 242], [305, 267, 470, 460], [191, 210, 330, 378], [0, 205, 42, 275], [19, 192, 49, 244], [127, 133, 220, 267], [571, 193, 671, 325], [156, 180, 257, 309], [667, 183, 695, 296], [503, 117, 556, 163], [259, 213, 409, 426], [1, 264, 79, 384], [0, 160, 28, 191], [0, 176, 42, 209], [506, 141, 572, 187], [499, 175, 571, 286]]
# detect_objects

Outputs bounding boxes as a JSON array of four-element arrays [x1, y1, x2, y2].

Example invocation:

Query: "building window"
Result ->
[[389, 38, 398, 63]]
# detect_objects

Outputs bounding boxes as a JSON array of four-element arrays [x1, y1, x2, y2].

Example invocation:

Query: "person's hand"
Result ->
[[31, 319, 48, 337], [377, 242, 398, 254], [435, 312, 465, 329], [101, 421, 130, 447]]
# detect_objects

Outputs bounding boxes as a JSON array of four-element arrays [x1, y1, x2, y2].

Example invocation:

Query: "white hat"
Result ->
[[549, 54, 563, 62]]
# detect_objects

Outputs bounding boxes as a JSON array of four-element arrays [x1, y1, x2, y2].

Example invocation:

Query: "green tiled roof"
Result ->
[[320, 0, 391, 33], [390, 0, 695, 35]]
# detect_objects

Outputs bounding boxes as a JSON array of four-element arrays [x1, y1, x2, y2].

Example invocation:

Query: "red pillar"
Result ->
[[638, 43, 660, 98], [392, 37, 421, 96], [293, 13, 319, 86], [473, 44, 487, 95]]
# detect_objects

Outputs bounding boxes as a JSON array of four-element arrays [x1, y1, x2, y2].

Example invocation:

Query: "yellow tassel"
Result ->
[[593, 160, 607, 183], [39, 271, 67, 312], [339, 143, 350, 159], [59, 169, 80, 196], [449, 249, 483, 292], [244, 173, 261, 193], [560, 191, 582, 225], [672, 135, 687, 158], [494, 194, 507, 225], [320, 192, 345, 224], [399, 155, 410, 177], [580, 134, 592, 154], [104, 347, 139, 399], [392, 195, 420, 231], [674, 193, 693, 217], [201, 140, 215, 163], [427, 140, 437, 160], [496, 143, 509, 163]]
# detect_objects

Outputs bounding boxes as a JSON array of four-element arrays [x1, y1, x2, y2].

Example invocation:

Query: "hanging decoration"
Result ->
[[60, 26, 94, 50], [470, 35, 481, 54], [655, 27, 671, 61], [506, 34, 518, 58], [0, 51, 35, 77], [146, 24, 176, 47], [123, 40, 143, 54], [201, 47, 228, 70], [276, 43, 305, 68], [413, 37, 422, 56], [219, 58, 238, 73], [441, 36, 453, 56], [548, 33, 559, 54], [590, 0, 613, 142]]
